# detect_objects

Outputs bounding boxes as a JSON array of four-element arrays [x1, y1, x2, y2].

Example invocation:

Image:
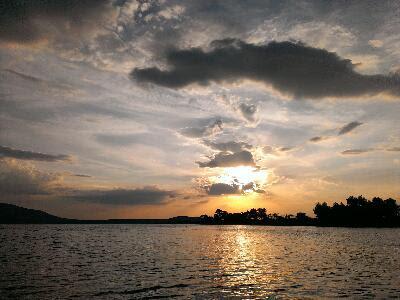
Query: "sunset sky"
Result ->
[[1, 0, 399, 219]]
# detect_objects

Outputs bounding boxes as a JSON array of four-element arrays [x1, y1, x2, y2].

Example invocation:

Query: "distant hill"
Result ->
[[0, 203, 72, 224], [0, 203, 191, 224]]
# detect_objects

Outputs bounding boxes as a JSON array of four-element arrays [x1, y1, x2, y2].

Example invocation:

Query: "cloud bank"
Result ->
[[132, 39, 400, 99], [207, 183, 240, 195], [0, 146, 71, 162], [197, 150, 256, 168], [70, 186, 176, 205], [0, 159, 61, 195], [0, 0, 115, 44]]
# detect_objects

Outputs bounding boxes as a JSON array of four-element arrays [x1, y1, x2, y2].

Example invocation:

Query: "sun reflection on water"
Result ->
[[213, 226, 280, 298]]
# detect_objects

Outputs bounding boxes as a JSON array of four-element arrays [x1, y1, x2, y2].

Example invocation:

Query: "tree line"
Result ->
[[314, 195, 399, 227], [199, 196, 399, 227]]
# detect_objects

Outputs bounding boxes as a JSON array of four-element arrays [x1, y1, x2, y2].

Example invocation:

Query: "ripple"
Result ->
[[94, 283, 190, 296], [0, 225, 399, 299]]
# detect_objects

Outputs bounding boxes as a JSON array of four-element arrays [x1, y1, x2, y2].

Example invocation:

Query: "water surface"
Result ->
[[0, 225, 399, 299]]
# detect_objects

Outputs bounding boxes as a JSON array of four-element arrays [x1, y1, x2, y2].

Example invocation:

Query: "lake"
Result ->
[[0, 225, 399, 299]]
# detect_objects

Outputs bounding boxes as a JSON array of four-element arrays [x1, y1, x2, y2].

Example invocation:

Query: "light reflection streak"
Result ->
[[212, 226, 280, 298]]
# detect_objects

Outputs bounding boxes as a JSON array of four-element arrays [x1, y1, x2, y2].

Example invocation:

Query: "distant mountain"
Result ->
[[0, 203, 72, 224], [0, 203, 191, 224]]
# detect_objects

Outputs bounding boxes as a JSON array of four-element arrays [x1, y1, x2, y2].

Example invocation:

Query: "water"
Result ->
[[0, 225, 399, 299]]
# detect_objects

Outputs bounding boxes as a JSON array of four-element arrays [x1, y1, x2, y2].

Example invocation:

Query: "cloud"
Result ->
[[72, 174, 92, 178], [242, 182, 265, 194], [197, 150, 256, 168], [4, 69, 45, 83], [181, 119, 223, 138], [70, 186, 176, 205], [238, 102, 258, 122], [341, 147, 400, 155], [263, 146, 295, 155], [309, 136, 329, 142], [0, 0, 115, 44], [131, 39, 400, 99], [242, 182, 254, 191], [338, 121, 363, 135], [279, 147, 294, 152], [0, 158, 61, 195], [205, 181, 265, 195], [0, 145, 71, 162], [207, 183, 240, 195], [215, 95, 259, 123], [309, 121, 362, 143], [203, 140, 252, 153], [341, 149, 374, 155]]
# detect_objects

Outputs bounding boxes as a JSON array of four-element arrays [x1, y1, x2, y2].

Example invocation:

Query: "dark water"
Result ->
[[0, 225, 399, 299]]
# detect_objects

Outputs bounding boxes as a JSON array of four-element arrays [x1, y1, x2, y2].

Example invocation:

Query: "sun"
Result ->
[[213, 166, 268, 193]]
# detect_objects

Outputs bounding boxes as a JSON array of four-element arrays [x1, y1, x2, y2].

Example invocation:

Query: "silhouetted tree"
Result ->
[[314, 202, 331, 224], [214, 209, 228, 224], [314, 196, 399, 227], [197, 196, 399, 227]]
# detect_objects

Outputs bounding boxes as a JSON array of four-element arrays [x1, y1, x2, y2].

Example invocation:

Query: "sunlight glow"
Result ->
[[213, 166, 268, 193]]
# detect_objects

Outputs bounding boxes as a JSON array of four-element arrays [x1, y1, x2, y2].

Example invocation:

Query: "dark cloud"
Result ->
[[72, 174, 92, 178], [242, 182, 254, 191], [0, 159, 61, 195], [338, 121, 363, 135], [3, 69, 75, 92], [197, 150, 256, 168], [0, 0, 115, 44], [386, 147, 400, 152], [309, 136, 327, 142], [242, 182, 266, 194], [4, 69, 43, 83], [310, 121, 363, 142], [131, 39, 400, 99], [238, 102, 258, 122], [70, 186, 176, 205], [263, 145, 296, 156], [207, 183, 240, 195], [279, 147, 294, 152], [181, 119, 223, 138], [205, 181, 265, 195], [203, 140, 252, 153], [341, 149, 374, 155], [0, 145, 71, 162]]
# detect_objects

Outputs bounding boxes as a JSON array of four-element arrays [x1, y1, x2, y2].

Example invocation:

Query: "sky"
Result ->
[[0, 0, 399, 219]]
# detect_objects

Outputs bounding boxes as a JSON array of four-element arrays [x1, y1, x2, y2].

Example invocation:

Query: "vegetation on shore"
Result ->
[[1, 196, 399, 227], [199, 196, 399, 227], [313, 195, 399, 227]]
